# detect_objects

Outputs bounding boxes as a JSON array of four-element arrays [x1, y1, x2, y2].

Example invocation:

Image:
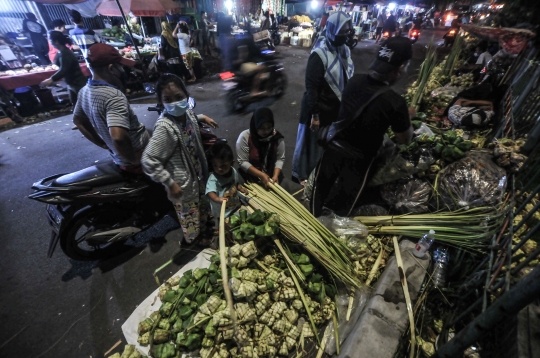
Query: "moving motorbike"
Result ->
[[409, 28, 421, 44], [221, 50, 287, 113], [443, 28, 458, 47], [28, 100, 225, 261]]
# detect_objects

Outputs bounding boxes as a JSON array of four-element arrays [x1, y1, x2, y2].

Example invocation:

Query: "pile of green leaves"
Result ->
[[399, 130, 473, 164], [229, 209, 280, 241]]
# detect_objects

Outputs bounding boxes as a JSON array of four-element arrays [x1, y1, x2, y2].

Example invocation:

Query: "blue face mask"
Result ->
[[163, 99, 188, 117]]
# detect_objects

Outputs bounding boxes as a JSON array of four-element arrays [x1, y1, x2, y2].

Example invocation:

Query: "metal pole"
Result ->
[[433, 266, 540, 358], [114, 0, 147, 80]]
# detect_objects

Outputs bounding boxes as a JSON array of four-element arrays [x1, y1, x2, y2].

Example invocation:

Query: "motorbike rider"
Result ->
[[73, 43, 150, 173], [232, 34, 268, 98], [408, 15, 422, 38]]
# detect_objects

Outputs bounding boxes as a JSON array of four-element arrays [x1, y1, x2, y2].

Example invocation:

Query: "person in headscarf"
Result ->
[[159, 21, 181, 62], [236, 107, 285, 189], [291, 11, 354, 184]]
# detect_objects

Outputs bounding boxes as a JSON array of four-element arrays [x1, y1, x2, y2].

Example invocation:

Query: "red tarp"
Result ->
[[0, 63, 90, 91], [96, 0, 180, 17]]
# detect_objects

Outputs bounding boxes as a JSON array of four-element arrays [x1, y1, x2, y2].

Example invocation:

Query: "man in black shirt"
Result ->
[[310, 37, 415, 217], [22, 13, 50, 64]]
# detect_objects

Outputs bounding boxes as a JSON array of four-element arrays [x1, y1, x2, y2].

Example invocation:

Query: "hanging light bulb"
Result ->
[[311, 0, 318, 9]]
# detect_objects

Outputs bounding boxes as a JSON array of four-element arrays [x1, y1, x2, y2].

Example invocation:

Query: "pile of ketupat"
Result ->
[[135, 210, 338, 358]]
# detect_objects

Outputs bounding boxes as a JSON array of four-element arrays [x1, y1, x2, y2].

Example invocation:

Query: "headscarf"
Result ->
[[161, 21, 178, 48], [312, 11, 354, 100], [249, 107, 284, 174]]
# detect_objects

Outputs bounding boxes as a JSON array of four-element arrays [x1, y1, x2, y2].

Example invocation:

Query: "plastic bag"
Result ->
[[324, 286, 372, 356], [431, 86, 461, 99], [303, 168, 316, 201], [369, 135, 436, 187], [437, 152, 507, 210], [414, 123, 435, 137], [381, 178, 432, 213], [317, 211, 369, 238]]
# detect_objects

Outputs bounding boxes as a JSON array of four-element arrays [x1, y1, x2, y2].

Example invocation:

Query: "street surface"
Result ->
[[0, 29, 444, 357]]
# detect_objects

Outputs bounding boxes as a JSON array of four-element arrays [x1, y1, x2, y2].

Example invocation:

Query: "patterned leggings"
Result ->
[[173, 195, 210, 244]]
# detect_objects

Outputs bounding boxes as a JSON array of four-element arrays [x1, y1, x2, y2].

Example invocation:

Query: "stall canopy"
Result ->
[[18, 0, 87, 3], [96, 0, 180, 16]]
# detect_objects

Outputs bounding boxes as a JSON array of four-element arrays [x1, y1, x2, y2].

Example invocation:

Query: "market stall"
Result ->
[[0, 63, 90, 90]]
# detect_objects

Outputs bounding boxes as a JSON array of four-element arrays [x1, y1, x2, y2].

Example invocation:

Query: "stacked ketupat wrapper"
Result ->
[[136, 209, 341, 358]]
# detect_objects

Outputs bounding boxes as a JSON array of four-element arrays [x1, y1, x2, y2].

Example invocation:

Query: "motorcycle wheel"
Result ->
[[60, 205, 137, 261], [273, 36, 281, 46], [226, 91, 244, 113], [272, 74, 287, 98]]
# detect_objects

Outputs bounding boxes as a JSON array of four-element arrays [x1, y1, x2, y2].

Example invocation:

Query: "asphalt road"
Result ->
[[0, 29, 444, 358]]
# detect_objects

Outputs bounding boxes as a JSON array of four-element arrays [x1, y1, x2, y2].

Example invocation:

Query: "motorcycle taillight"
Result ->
[[219, 72, 234, 80]]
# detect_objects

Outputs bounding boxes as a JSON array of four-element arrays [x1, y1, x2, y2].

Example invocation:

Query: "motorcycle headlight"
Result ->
[[277, 32, 281, 35]]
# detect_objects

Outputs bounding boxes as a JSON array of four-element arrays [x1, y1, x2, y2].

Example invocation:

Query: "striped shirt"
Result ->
[[74, 80, 149, 166]]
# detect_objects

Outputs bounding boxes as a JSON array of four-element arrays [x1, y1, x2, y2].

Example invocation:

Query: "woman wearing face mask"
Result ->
[[142, 74, 219, 246], [291, 11, 354, 185], [236, 107, 285, 189]]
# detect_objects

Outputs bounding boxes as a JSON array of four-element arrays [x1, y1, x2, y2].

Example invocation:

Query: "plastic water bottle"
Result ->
[[432, 248, 450, 287], [413, 230, 435, 258]]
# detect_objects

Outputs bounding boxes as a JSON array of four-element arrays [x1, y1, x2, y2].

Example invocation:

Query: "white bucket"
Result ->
[[291, 36, 299, 46]]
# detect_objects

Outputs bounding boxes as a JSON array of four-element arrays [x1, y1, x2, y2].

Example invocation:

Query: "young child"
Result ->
[[206, 142, 247, 223], [142, 74, 219, 246]]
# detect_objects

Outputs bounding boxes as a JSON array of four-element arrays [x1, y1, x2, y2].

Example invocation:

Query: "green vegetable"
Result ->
[[190, 301, 198, 310], [411, 119, 423, 129], [442, 130, 457, 143], [433, 142, 444, 155], [182, 314, 193, 330], [162, 290, 178, 303], [311, 273, 323, 283], [296, 254, 310, 264], [299, 264, 313, 277], [176, 331, 187, 345], [457, 141, 472, 151], [325, 284, 337, 299], [308, 282, 322, 294], [178, 306, 193, 319], [210, 254, 220, 263]]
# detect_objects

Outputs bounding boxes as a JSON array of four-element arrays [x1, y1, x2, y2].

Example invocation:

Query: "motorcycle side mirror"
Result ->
[[188, 97, 196, 110]]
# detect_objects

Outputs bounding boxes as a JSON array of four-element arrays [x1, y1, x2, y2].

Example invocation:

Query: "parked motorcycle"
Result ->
[[28, 100, 226, 261], [221, 50, 287, 113]]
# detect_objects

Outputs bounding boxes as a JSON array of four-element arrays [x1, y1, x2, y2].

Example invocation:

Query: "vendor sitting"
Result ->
[[448, 98, 494, 128], [236, 107, 285, 189]]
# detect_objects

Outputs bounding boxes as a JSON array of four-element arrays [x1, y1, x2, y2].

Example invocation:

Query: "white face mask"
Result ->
[[163, 99, 188, 117]]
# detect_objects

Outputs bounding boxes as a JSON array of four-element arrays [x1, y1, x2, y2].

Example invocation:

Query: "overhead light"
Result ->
[[388, 3, 396, 10], [225, 0, 233, 11], [311, 0, 318, 9]]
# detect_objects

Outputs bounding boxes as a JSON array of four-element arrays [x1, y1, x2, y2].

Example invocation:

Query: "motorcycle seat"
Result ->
[[53, 162, 129, 187]]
